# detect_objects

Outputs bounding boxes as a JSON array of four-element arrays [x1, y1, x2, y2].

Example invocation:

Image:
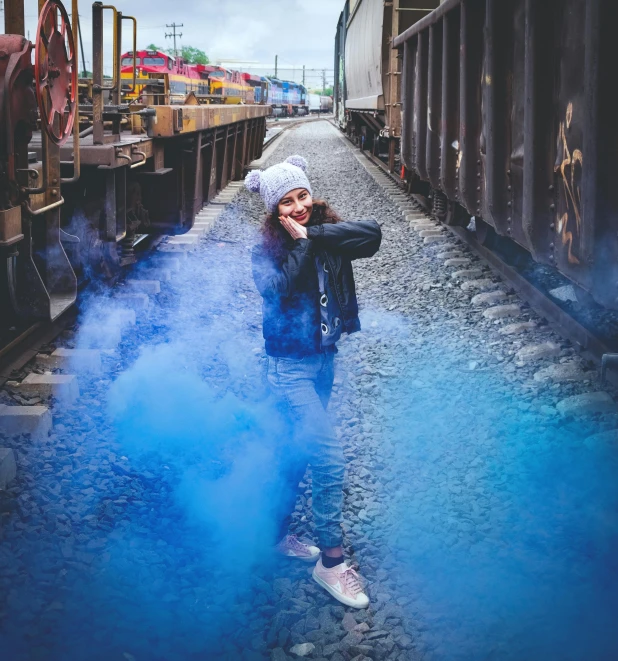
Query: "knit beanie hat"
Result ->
[[245, 155, 312, 213]]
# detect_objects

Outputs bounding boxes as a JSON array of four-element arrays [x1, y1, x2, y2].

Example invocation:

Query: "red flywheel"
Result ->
[[34, 0, 77, 146]]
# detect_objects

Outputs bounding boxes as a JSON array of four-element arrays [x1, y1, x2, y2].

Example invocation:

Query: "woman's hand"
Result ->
[[279, 215, 308, 240]]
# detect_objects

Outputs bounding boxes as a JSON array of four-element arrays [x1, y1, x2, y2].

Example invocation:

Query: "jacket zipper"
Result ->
[[324, 251, 348, 330]]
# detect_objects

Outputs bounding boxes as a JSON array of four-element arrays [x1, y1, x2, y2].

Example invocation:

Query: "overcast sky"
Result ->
[[11, 0, 341, 87]]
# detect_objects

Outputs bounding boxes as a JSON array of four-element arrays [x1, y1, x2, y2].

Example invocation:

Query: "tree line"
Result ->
[[146, 43, 210, 65]]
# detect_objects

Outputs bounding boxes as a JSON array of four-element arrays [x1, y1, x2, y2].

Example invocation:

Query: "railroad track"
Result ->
[[334, 124, 618, 385], [3, 118, 617, 661], [0, 118, 615, 661], [263, 114, 329, 151]]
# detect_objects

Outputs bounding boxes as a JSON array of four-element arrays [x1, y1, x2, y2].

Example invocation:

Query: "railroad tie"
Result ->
[[36, 349, 102, 375], [556, 392, 616, 417], [515, 342, 561, 365], [0, 405, 52, 440], [482, 304, 521, 321], [13, 373, 80, 405], [498, 321, 537, 336], [533, 362, 597, 383], [0, 447, 17, 490]]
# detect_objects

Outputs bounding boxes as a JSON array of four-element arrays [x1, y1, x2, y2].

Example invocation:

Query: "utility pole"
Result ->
[[275, 54, 278, 78], [322, 69, 326, 94], [165, 22, 183, 57], [303, 65, 306, 86]]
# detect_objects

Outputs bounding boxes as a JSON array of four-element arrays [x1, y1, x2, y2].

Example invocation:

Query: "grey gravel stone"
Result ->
[[271, 649, 290, 661], [342, 612, 357, 632], [290, 642, 315, 657]]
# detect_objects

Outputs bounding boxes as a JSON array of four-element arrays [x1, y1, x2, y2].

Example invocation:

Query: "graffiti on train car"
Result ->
[[556, 102, 583, 266], [391, 0, 618, 309]]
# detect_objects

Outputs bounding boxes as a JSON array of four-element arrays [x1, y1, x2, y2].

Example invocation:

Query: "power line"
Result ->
[[165, 22, 183, 57]]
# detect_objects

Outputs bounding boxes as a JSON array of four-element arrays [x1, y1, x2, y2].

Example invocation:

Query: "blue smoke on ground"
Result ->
[[2, 236, 618, 660], [372, 321, 618, 661], [0, 238, 304, 661]]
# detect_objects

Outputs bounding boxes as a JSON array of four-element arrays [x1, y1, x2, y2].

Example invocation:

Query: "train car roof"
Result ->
[[241, 73, 262, 83], [122, 49, 172, 60]]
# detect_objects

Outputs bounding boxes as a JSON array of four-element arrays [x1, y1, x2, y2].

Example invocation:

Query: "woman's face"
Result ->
[[277, 188, 313, 225]]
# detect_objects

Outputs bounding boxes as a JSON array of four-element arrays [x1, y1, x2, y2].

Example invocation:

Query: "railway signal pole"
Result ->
[[165, 22, 183, 57]]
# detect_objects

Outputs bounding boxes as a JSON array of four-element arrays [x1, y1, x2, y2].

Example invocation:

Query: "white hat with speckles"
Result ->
[[245, 155, 312, 213]]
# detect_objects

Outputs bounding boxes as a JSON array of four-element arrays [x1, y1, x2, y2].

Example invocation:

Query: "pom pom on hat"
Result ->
[[244, 170, 262, 193], [285, 154, 308, 172], [243, 154, 312, 212]]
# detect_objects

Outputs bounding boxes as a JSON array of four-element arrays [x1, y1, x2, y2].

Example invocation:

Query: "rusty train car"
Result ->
[[334, 0, 439, 171], [393, 0, 618, 309], [0, 0, 269, 344]]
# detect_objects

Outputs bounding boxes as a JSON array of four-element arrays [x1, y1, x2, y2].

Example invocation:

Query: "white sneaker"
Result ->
[[312, 556, 370, 609], [276, 535, 320, 562]]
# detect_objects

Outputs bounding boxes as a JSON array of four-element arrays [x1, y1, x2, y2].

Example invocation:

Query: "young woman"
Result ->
[[247, 155, 381, 609]]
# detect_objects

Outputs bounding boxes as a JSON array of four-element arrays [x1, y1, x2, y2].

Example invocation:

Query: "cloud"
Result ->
[[23, 0, 339, 83]]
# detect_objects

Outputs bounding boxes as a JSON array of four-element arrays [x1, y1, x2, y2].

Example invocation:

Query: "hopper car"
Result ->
[[335, 0, 618, 311], [334, 0, 439, 171], [393, 0, 618, 310], [0, 0, 270, 347]]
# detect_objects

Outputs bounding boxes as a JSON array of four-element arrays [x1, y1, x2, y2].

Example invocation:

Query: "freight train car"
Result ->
[[334, 0, 438, 171], [309, 94, 333, 114], [0, 0, 269, 346], [393, 0, 618, 310]]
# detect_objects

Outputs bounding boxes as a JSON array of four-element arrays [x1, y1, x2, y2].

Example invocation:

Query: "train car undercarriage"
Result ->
[[0, 0, 269, 341]]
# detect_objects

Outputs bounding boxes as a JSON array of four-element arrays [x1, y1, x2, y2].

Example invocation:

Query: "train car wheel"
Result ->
[[474, 218, 497, 247], [34, 0, 77, 146], [445, 200, 469, 227]]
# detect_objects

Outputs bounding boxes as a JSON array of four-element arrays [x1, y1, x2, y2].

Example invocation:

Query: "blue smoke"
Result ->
[[0, 234, 303, 661], [368, 319, 618, 661]]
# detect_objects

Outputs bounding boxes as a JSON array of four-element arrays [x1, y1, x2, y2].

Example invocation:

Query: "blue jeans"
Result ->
[[267, 352, 345, 549]]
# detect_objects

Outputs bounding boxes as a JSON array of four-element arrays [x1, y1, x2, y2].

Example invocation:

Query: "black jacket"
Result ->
[[251, 219, 382, 357]]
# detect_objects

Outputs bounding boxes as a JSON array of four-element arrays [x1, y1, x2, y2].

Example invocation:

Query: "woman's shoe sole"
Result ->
[[285, 552, 320, 563], [312, 569, 370, 609]]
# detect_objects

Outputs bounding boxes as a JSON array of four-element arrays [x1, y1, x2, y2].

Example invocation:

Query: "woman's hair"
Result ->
[[261, 199, 341, 261]]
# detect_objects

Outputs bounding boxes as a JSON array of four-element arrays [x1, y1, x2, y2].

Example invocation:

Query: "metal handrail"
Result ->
[[24, 197, 65, 216], [121, 15, 138, 95], [98, 5, 119, 91], [130, 148, 147, 168], [61, 0, 81, 184]]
